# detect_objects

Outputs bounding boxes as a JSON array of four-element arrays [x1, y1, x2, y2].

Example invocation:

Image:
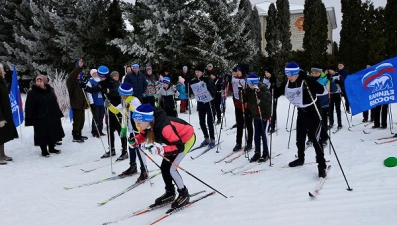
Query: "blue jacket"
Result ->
[[176, 83, 187, 100], [88, 79, 104, 106]]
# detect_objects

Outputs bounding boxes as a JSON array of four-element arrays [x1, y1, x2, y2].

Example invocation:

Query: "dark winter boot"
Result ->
[[200, 138, 210, 147], [318, 166, 327, 178], [48, 144, 61, 154], [258, 151, 270, 163], [101, 149, 116, 158], [244, 144, 252, 152], [116, 150, 128, 161], [0, 145, 7, 165], [72, 130, 84, 143], [249, 152, 261, 163], [0, 144, 12, 161], [40, 146, 50, 158], [288, 158, 304, 167], [171, 186, 190, 209], [151, 186, 176, 207], [79, 131, 88, 140], [136, 166, 148, 183], [118, 162, 137, 177], [232, 143, 242, 152]]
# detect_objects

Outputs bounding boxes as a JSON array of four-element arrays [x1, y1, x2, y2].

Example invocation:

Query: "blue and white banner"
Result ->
[[9, 65, 24, 127], [345, 57, 397, 115]]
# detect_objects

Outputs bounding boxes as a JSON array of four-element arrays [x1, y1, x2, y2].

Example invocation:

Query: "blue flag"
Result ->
[[345, 56, 397, 115], [9, 65, 24, 127]]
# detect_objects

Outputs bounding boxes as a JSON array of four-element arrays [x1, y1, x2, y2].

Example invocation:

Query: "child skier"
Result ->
[[131, 104, 196, 209], [245, 74, 272, 162], [111, 82, 149, 182], [275, 62, 328, 178]]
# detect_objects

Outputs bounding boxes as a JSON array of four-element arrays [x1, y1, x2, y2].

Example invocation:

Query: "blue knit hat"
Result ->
[[162, 76, 171, 85], [97, 65, 109, 78], [133, 104, 154, 122], [246, 74, 259, 85], [285, 62, 300, 76], [132, 63, 140, 69], [118, 82, 134, 96]]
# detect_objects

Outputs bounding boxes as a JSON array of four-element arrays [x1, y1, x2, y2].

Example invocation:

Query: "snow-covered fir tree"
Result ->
[[302, 0, 328, 66]]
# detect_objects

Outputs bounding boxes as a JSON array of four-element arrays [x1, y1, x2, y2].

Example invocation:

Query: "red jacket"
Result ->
[[135, 108, 194, 156]]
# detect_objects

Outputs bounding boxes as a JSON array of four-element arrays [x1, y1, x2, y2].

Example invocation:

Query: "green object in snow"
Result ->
[[384, 157, 397, 167]]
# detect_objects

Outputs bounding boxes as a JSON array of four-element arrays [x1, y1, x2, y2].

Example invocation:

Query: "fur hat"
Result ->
[[284, 62, 300, 76], [133, 104, 154, 122], [97, 65, 110, 78], [118, 82, 134, 96]]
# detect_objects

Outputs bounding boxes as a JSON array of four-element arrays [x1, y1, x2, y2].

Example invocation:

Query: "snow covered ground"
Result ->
[[1, 96, 396, 225]]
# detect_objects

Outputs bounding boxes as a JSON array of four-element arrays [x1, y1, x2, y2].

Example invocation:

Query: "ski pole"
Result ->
[[254, 91, 272, 166], [339, 93, 351, 128], [304, 80, 353, 191], [287, 106, 295, 149], [82, 90, 107, 154], [388, 104, 394, 134], [158, 152, 228, 198], [270, 88, 275, 165], [239, 80, 249, 159], [285, 103, 291, 130]]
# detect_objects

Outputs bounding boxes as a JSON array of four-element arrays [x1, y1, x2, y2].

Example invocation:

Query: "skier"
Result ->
[[131, 104, 196, 209], [228, 63, 253, 152], [113, 82, 148, 182], [275, 62, 328, 178], [190, 64, 217, 147], [245, 74, 271, 162]]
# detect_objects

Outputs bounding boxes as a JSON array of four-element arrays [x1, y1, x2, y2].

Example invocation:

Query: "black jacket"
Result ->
[[25, 85, 65, 146], [0, 76, 18, 144], [275, 70, 325, 107]]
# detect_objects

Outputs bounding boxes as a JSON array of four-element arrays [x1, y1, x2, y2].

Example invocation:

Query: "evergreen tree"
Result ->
[[340, 0, 366, 72], [0, 0, 21, 67], [362, 1, 386, 65], [265, 3, 280, 74], [227, 0, 258, 70], [302, 0, 328, 66], [276, 0, 292, 72], [384, 0, 397, 58], [2, 0, 35, 72], [250, 6, 264, 73]]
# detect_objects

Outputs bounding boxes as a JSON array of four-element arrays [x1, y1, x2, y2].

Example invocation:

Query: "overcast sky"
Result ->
[[123, 0, 388, 43]]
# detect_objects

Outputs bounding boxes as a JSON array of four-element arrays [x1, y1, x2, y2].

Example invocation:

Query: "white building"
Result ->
[[253, 2, 337, 55]]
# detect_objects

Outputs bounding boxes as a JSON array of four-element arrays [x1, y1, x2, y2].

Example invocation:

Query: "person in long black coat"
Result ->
[[25, 75, 65, 157], [0, 63, 18, 164]]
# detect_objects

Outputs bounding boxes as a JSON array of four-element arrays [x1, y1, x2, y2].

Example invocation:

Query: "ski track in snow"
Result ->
[[1, 96, 397, 225]]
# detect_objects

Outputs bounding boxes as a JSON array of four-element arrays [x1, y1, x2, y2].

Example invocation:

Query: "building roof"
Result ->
[[252, 1, 337, 29]]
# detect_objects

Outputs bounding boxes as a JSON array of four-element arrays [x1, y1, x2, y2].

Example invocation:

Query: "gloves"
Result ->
[[79, 82, 87, 89], [0, 120, 6, 128], [128, 137, 137, 147], [104, 99, 111, 108], [120, 126, 127, 138], [147, 145, 164, 155]]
